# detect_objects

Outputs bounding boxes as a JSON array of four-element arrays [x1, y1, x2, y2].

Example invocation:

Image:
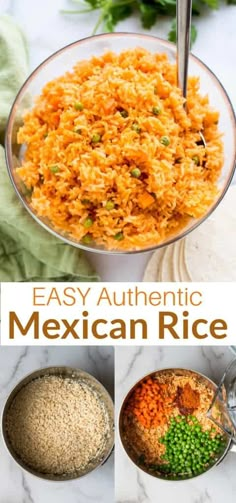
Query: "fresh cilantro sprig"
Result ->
[[61, 0, 235, 44], [168, 18, 197, 45]]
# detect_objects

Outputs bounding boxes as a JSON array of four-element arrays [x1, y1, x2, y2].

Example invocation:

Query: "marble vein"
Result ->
[[116, 501, 137, 503], [117, 347, 144, 385], [39, 347, 50, 367], [22, 472, 35, 503], [75, 489, 103, 502], [0, 346, 29, 394], [194, 489, 212, 503], [136, 471, 149, 503], [200, 347, 225, 380], [87, 346, 112, 375]]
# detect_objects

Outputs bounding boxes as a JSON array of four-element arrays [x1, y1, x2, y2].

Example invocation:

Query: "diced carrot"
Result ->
[[138, 192, 155, 209], [124, 377, 174, 429]]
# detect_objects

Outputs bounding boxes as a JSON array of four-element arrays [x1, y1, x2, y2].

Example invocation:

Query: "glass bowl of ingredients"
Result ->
[[2, 366, 114, 481], [119, 368, 231, 480], [5, 33, 236, 254]]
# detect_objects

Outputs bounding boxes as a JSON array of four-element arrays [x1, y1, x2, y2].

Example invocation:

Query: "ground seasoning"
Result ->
[[175, 383, 200, 415]]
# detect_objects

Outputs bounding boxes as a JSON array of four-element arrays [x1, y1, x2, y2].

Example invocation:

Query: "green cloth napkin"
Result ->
[[0, 15, 99, 281]]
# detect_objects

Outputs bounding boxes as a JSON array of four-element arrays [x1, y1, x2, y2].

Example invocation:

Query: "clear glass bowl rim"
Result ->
[[5, 32, 236, 255]]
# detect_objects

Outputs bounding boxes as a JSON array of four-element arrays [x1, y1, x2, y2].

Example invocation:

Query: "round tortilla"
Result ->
[[142, 248, 165, 282], [172, 240, 183, 281], [143, 185, 236, 282], [184, 185, 236, 281], [159, 245, 174, 282]]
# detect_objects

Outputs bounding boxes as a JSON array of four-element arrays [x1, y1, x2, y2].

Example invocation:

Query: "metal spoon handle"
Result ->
[[177, 0, 192, 99]]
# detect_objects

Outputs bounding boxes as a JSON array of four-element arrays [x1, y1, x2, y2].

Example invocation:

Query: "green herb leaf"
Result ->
[[192, 1, 201, 15], [152, 0, 176, 16], [190, 24, 197, 45], [201, 0, 219, 8], [168, 18, 197, 46], [82, 0, 102, 7], [104, 3, 133, 32], [63, 0, 233, 45], [138, 2, 159, 29], [168, 19, 177, 43]]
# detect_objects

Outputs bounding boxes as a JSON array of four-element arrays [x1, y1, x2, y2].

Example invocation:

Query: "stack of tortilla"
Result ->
[[143, 185, 236, 282]]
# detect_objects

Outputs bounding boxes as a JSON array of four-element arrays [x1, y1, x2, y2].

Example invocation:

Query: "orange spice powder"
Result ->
[[175, 383, 200, 415]]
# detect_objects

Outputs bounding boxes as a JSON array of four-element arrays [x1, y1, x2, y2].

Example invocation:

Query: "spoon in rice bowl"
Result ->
[[177, 0, 206, 148]]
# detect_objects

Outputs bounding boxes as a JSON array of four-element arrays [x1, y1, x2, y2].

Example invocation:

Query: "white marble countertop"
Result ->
[[115, 346, 236, 503], [0, 346, 114, 503], [1, 0, 236, 281]]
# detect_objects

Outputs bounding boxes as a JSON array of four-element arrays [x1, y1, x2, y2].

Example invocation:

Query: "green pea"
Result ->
[[160, 415, 223, 477], [160, 135, 170, 146], [74, 102, 84, 111], [131, 168, 141, 178], [91, 133, 101, 143], [84, 217, 94, 228], [152, 106, 161, 116], [82, 233, 93, 244], [114, 232, 124, 241], [120, 109, 128, 118], [20, 182, 33, 198], [75, 128, 82, 134], [105, 200, 115, 210], [131, 123, 141, 133], [50, 165, 60, 173], [81, 198, 91, 205], [192, 155, 200, 165]]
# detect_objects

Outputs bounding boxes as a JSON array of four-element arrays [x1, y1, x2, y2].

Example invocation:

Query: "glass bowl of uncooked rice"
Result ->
[[2, 366, 114, 481], [5, 33, 235, 253]]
